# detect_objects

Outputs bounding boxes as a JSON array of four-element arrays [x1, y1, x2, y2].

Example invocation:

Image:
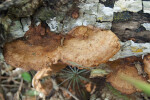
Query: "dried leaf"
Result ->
[[32, 68, 53, 95]]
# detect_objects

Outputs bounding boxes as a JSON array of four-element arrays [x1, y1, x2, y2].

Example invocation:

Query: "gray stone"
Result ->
[[95, 22, 112, 30], [78, 3, 98, 15], [62, 14, 97, 33], [82, 14, 97, 25], [110, 40, 150, 61], [101, 0, 106, 2], [97, 4, 113, 21], [79, 3, 113, 22], [142, 23, 150, 31], [0, 16, 30, 40], [21, 18, 31, 32], [62, 18, 80, 34], [46, 1, 113, 34], [9, 21, 26, 39], [113, 0, 142, 12], [86, 0, 99, 3], [46, 17, 63, 33], [143, 1, 150, 14]]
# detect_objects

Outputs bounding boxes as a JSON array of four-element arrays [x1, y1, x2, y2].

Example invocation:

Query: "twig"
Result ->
[[1, 84, 19, 87], [61, 37, 65, 46], [8, 68, 25, 81], [0, 64, 1, 82], [50, 78, 65, 100], [0, 85, 5, 100], [57, 91, 65, 100], [18, 78, 23, 93], [60, 87, 79, 100], [0, 76, 9, 79], [50, 77, 79, 100], [14, 78, 23, 100], [1, 79, 20, 84]]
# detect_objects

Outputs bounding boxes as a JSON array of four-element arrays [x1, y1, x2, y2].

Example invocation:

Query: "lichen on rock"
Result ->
[[33, 7, 55, 21], [0, 16, 31, 45]]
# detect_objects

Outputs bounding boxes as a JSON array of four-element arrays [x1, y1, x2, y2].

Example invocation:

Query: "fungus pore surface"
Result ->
[[144, 54, 150, 79]]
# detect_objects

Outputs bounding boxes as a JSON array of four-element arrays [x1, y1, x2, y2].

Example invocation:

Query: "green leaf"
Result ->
[[25, 90, 39, 96], [120, 74, 150, 96], [90, 69, 109, 78], [21, 72, 32, 82]]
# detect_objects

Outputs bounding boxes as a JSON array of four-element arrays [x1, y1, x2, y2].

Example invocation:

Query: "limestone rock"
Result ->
[[141, 23, 150, 31], [113, 0, 142, 12], [143, 1, 150, 14]]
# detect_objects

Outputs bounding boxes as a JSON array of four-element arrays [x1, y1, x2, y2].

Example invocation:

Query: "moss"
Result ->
[[113, 12, 131, 22], [8, 0, 42, 17], [33, 7, 55, 21]]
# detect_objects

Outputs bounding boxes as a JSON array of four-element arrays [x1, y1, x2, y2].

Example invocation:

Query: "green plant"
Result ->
[[106, 83, 130, 100], [58, 66, 90, 99], [120, 74, 150, 96], [21, 72, 32, 83], [59, 66, 90, 89], [25, 90, 40, 96]]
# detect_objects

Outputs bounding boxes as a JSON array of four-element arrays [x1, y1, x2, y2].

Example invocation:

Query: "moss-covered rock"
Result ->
[[33, 7, 55, 21], [8, 0, 43, 18], [113, 12, 131, 22]]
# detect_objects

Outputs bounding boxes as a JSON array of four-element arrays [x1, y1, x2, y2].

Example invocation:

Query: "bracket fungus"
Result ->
[[143, 54, 150, 79], [61, 26, 120, 67], [4, 24, 120, 71], [4, 24, 62, 71], [107, 61, 146, 94]]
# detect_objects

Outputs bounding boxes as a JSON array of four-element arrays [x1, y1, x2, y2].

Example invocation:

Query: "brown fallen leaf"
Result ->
[[0, 94, 5, 100], [32, 68, 53, 95], [23, 96, 37, 100]]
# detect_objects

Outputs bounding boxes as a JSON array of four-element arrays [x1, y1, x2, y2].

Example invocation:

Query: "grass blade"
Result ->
[[120, 74, 150, 96]]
